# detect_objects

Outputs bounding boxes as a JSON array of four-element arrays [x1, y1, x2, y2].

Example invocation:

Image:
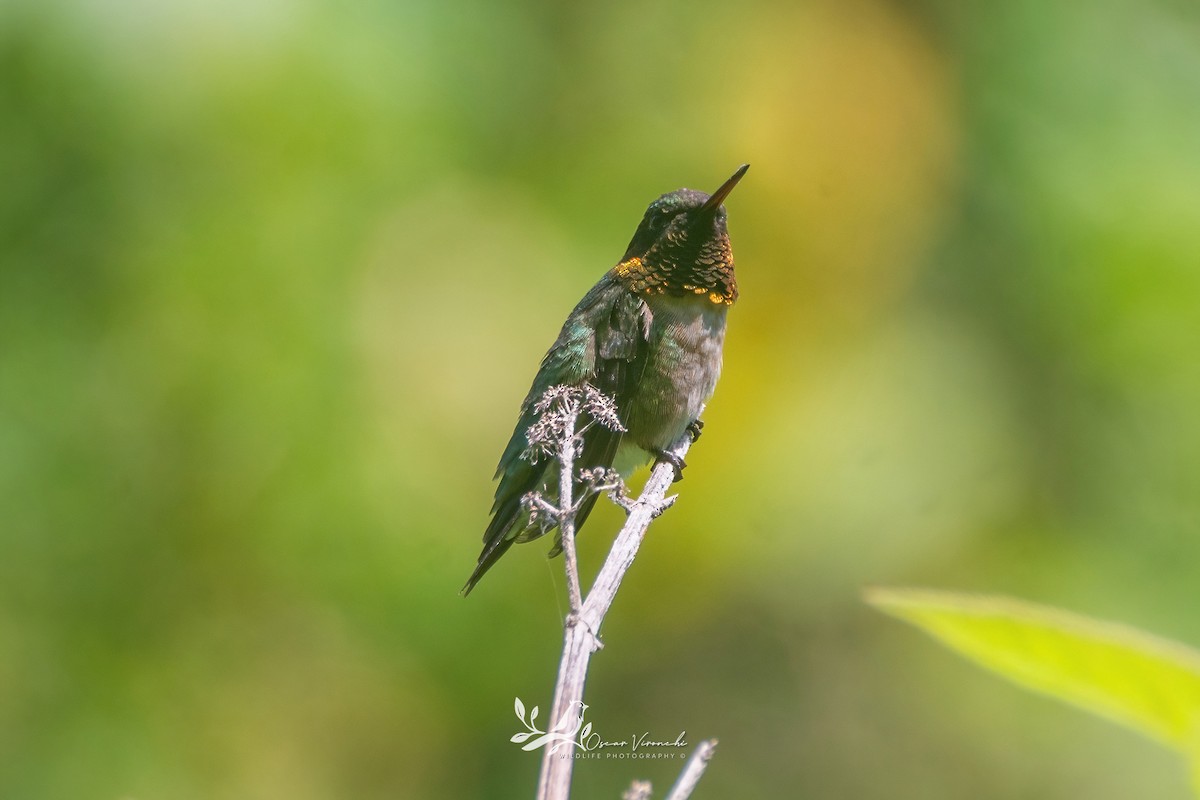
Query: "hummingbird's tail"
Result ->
[[461, 539, 512, 596], [462, 489, 529, 596], [463, 486, 607, 595]]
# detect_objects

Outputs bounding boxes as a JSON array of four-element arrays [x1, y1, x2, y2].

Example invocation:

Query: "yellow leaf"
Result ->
[[865, 588, 1200, 750]]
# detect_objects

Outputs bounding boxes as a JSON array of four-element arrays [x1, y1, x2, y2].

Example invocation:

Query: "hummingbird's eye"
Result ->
[[647, 211, 671, 232]]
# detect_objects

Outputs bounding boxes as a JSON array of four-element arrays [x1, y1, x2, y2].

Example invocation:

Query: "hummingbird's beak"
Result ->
[[699, 163, 750, 215]]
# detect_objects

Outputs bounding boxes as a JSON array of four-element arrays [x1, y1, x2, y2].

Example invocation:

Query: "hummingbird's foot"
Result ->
[[687, 419, 705, 442], [655, 450, 687, 482]]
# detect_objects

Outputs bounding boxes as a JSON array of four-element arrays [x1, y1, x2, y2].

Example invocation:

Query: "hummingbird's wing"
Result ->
[[462, 275, 651, 595]]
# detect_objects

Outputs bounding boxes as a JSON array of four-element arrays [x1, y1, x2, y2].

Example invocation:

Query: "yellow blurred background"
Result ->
[[3, 0, 1200, 797]]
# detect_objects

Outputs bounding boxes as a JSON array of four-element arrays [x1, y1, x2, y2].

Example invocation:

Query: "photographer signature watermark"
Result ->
[[509, 698, 688, 759]]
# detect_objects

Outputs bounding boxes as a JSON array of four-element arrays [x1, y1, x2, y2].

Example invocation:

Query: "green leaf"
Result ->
[[865, 588, 1200, 753]]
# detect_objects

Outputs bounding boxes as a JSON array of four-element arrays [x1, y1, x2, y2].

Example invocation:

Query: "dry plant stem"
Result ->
[[557, 431, 583, 615], [535, 428, 695, 800], [664, 739, 719, 800]]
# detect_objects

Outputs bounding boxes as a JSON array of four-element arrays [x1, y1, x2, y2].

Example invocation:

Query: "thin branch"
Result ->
[[556, 415, 583, 616], [664, 739, 719, 800]]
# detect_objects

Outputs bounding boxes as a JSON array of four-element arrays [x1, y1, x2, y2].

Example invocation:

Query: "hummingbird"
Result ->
[[463, 164, 748, 595]]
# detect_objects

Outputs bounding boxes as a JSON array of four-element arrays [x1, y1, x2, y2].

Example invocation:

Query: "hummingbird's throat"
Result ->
[[614, 256, 738, 306]]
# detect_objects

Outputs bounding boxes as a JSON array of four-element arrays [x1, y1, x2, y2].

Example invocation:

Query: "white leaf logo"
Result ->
[[510, 698, 591, 753]]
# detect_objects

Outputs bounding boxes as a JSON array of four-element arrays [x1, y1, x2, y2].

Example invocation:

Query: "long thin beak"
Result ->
[[699, 163, 750, 215]]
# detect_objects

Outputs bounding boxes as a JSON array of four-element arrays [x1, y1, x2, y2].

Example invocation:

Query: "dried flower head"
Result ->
[[579, 467, 631, 510], [522, 384, 626, 464], [520, 491, 561, 536], [579, 385, 626, 433]]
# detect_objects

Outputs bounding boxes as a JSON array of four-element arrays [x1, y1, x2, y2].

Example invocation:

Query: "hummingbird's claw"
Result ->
[[687, 419, 704, 442], [656, 450, 687, 482]]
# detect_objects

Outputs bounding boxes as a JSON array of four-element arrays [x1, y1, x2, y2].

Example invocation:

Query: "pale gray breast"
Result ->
[[625, 296, 728, 455]]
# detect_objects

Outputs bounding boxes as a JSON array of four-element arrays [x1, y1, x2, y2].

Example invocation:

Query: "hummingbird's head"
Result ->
[[615, 164, 748, 306]]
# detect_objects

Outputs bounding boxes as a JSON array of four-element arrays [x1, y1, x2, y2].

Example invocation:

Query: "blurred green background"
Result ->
[[3, 0, 1200, 797]]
